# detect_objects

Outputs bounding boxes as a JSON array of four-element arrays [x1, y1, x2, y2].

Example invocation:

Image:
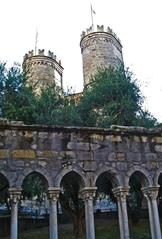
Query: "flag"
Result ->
[[91, 4, 96, 15]]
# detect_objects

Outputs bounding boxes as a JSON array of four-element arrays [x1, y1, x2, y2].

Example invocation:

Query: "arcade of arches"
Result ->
[[1, 122, 162, 239]]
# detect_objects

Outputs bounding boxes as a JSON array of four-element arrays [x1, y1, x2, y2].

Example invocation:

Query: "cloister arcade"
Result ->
[[1, 122, 162, 239]]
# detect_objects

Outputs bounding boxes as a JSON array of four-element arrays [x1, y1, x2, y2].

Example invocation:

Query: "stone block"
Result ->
[[90, 134, 104, 141], [141, 136, 148, 143], [108, 152, 117, 161], [77, 151, 93, 161], [12, 150, 35, 159], [117, 153, 126, 161], [38, 132, 49, 138], [110, 135, 122, 142], [37, 150, 59, 158], [127, 152, 141, 162], [94, 150, 108, 161], [16, 161, 25, 167], [152, 137, 162, 144], [38, 161, 47, 167], [105, 135, 122, 142], [116, 162, 127, 171], [67, 142, 90, 151], [131, 142, 141, 153], [90, 143, 101, 150], [155, 145, 162, 152], [65, 151, 76, 159], [0, 149, 9, 159], [133, 136, 141, 142], [23, 131, 33, 142], [83, 161, 97, 171], [145, 153, 157, 161], [0, 142, 4, 147]]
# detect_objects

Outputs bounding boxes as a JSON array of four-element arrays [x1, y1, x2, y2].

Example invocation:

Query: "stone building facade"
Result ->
[[80, 25, 124, 87], [0, 121, 162, 239], [23, 49, 63, 93]]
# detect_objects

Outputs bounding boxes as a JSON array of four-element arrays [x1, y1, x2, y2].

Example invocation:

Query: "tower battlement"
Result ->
[[23, 49, 63, 93], [80, 25, 121, 45], [23, 49, 62, 66]]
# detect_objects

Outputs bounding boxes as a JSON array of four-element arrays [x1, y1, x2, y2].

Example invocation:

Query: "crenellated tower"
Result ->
[[22, 49, 64, 93], [80, 25, 124, 87]]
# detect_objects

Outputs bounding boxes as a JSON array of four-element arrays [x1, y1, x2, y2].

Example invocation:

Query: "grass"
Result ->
[[1, 218, 152, 239]]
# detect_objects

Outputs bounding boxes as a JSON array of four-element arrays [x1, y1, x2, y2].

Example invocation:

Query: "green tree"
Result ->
[[77, 67, 157, 128], [22, 172, 48, 204], [0, 62, 37, 124], [34, 82, 64, 125]]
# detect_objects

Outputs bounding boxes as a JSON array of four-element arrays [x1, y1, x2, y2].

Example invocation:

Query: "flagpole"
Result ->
[[90, 4, 94, 30], [35, 29, 38, 55]]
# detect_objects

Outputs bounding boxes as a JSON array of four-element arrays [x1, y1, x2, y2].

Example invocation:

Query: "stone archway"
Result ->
[[128, 170, 161, 239], [59, 171, 85, 239], [0, 173, 10, 237], [20, 171, 49, 238], [95, 171, 120, 239]]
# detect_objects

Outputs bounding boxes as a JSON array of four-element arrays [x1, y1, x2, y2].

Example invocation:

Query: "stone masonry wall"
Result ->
[[0, 122, 162, 188], [80, 30, 123, 87]]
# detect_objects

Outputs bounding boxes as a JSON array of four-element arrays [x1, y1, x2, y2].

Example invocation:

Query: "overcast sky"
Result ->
[[0, 0, 162, 121]]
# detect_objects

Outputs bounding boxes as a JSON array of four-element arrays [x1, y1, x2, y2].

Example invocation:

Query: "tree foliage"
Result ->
[[77, 67, 157, 128], [0, 62, 157, 128], [22, 172, 48, 204]]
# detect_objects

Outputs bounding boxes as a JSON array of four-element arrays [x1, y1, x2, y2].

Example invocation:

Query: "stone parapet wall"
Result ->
[[0, 122, 162, 188]]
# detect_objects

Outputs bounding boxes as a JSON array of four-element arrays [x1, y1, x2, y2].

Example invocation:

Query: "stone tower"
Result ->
[[23, 49, 64, 93], [80, 25, 124, 87]]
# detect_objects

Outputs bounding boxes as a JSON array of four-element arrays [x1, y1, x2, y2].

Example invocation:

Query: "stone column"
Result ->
[[113, 186, 130, 239], [9, 188, 22, 239], [48, 187, 61, 239], [80, 187, 97, 239], [142, 186, 161, 239]]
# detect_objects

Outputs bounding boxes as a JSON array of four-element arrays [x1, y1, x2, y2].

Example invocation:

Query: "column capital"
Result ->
[[112, 186, 130, 200], [9, 188, 22, 203], [142, 186, 159, 200], [48, 187, 61, 201], [79, 187, 97, 201]]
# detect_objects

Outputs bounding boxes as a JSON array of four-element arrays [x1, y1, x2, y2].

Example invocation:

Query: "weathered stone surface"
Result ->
[[145, 153, 157, 161], [38, 161, 47, 167], [94, 150, 108, 161], [67, 142, 90, 151], [155, 145, 162, 152], [37, 150, 59, 158], [0, 149, 9, 158], [126, 152, 141, 162], [0, 122, 162, 188], [152, 137, 162, 144], [106, 135, 122, 142], [77, 151, 93, 161], [12, 150, 35, 159], [90, 134, 104, 141], [117, 153, 125, 161], [108, 152, 116, 161], [83, 161, 97, 171]]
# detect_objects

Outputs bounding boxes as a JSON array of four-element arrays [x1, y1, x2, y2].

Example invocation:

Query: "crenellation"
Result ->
[[23, 48, 64, 92], [38, 49, 45, 55], [97, 24, 104, 31], [48, 50, 54, 58]]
